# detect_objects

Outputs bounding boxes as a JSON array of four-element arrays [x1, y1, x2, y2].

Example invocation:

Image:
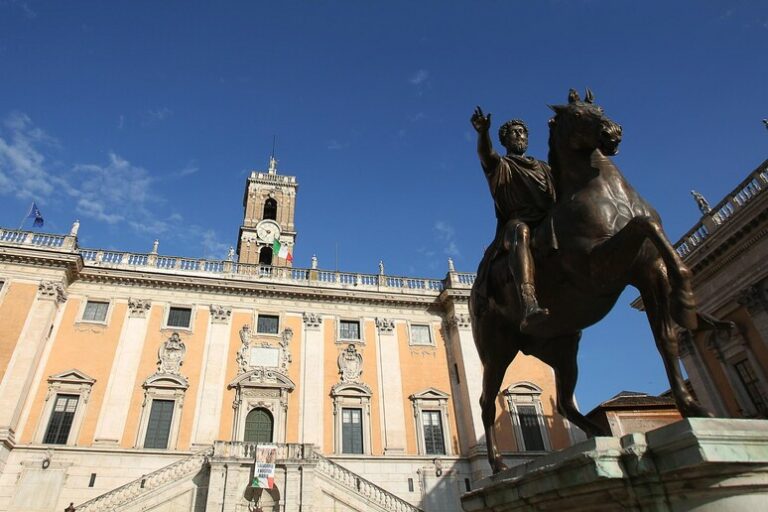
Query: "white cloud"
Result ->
[[327, 139, 348, 151], [142, 107, 173, 125], [409, 69, 429, 85], [434, 220, 460, 257], [0, 111, 62, 201]]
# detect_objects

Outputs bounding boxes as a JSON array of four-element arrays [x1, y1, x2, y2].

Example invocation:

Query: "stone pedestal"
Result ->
[[462, 418, 768, 512]]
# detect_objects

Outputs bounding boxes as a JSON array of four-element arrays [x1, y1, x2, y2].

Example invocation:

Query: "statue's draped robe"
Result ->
[[474, 155, 556, 314]]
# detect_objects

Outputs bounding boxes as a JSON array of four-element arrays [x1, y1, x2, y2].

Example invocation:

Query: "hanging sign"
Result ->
[[251, 443, 277, 489]]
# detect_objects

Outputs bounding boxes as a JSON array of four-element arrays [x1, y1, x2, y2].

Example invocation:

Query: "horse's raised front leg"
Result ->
[[590, 215, 697, 330], [637, 264, 713, 418], [480, 353, 513, 473], [536, 333, 608, 437]]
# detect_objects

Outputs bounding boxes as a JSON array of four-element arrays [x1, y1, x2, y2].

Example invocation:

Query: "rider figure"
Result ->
[[471, 107, 555, 333]]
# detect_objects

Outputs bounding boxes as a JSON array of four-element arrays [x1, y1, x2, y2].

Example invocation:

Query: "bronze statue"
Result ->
[[470, 89, 713, 474], [471, 109, 554, 333]]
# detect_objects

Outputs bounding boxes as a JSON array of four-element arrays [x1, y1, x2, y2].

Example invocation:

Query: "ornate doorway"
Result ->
[[244, 408, 274, 443]]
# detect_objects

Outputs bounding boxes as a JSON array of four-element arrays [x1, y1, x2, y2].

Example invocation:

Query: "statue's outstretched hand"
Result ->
[[471, 106, 491, 133]]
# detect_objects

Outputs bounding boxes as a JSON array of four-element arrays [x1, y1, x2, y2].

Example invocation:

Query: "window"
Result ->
[[167, 307, 192, 328], [262, 198, 277, 221], [734, 359, 768, 416], [137, 374, 188, 450], [82, 300, 109, 322], [331, 382, 372, 454], [339, 320, 360, 341], [44, 395, 79, 444], [257, 314, 279, 335], [410, 324, 433, 345], [516, 405, 546, 451], [503, 382, 551, 452], [341, 408, 363, 454], [143, 399, 175, 449], [409, 388, 452, 455], [422, 410, 446, 455], [245, 408, 274, 443], [259, 246, 273, 265], [36, 370, 94, 446]]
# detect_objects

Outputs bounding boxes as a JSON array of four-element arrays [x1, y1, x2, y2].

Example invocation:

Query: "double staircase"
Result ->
[[73, 443, 422, 512]]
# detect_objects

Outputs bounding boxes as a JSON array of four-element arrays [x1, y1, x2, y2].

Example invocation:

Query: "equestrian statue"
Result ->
[[470, 89, 719, 474]]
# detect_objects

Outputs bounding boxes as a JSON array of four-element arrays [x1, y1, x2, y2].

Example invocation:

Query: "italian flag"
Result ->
[[272, 239, 293, 262]]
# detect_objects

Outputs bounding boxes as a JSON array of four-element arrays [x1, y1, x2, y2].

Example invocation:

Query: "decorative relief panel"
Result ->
[[338, 344, 363, 383], [209, 304, 232, 324], [447, 313, 471, 330], [303, 312, 322, 329], [38, 281, 66, 303], [128, 298, 151, 318], [236, 324, 293, 375], [737, 282, 768, 314], [376, 317, 395, 334], [158, 332, 186, 375]]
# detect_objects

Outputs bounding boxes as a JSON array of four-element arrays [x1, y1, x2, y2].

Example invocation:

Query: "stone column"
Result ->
[[0, 281, 66, 444], [375, 317, 407, 454], [738, 281, 768, 351], [449, 312, 485, 451], [299, 312, 324, 448], [679, 331, 727, 416], [191, 305, 233, 447], [92, 298, 152, 446]]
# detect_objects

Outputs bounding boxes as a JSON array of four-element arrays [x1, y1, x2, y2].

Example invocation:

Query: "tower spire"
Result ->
[[268, 135, 278, 174]]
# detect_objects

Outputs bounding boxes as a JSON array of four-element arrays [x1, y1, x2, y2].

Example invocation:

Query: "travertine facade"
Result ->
[[0, 160, 574, 512]]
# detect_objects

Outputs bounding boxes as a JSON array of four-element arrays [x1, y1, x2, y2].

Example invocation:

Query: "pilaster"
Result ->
[[0, 280, 66, 444], [300, 312, 324, 449], [191, 305, 233, 447], [375, 317, 407, 454]]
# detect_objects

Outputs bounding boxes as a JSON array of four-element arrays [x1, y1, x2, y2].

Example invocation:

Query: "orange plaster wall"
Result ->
[[0, 281, 37, 381], [397, 321, 457, 455], [284, 315, 302, 443], [120, 306, 209, 449], [21, 299, 126, 445], [218, 311, 252, 441]]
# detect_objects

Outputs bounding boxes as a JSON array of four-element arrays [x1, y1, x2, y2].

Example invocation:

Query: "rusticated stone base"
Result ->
[[462, 418, 768, 512]]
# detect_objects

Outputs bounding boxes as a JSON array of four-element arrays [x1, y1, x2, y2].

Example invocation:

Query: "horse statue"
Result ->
[[470, 89, 715, 474]]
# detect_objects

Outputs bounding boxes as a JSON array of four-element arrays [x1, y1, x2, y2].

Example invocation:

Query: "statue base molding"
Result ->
[[462, 418, 768, 512]]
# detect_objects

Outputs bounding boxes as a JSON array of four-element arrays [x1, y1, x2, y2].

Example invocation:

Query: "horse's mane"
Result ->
[[547, 116, 562, 196]]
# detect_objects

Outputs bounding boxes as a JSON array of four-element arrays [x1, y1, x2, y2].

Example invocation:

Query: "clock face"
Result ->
[[256, 220, 281, 243]]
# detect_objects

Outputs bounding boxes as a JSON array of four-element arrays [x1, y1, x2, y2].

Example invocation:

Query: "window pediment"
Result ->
[[48, 369, 96, 387], [143, 373, 189, 390], [504, 381, 543, 396], [410, 387, 450, 401], [331, 382, 372, 398]]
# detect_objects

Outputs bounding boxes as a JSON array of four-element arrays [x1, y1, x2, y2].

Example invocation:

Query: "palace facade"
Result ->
[[0, 158, 575, 512]]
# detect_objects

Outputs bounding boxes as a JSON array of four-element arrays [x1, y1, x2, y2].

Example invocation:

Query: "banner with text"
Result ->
[[251, 444, 277, 489]]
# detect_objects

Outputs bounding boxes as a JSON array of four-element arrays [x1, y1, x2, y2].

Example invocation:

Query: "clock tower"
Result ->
[[237, 156, 298, 266]]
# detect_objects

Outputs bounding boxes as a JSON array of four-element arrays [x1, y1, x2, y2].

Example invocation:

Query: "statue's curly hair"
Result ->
[[498, 119, 528, 145]]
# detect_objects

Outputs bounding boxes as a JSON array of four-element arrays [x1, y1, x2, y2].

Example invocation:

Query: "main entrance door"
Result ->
[[244, 407, 274, 443]]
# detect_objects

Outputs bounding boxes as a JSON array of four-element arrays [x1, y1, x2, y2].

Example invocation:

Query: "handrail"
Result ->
[[74, 447, 212, 512], [315, 453, 423, 512]]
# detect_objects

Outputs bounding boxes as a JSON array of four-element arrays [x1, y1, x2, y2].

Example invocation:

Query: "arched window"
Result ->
[[259, 246, 273, 266], [262, 198, 277, 221], [244, 408, 274, 443]]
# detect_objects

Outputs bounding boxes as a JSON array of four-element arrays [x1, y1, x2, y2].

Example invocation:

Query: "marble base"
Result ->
[[462, 418, 768, 512]]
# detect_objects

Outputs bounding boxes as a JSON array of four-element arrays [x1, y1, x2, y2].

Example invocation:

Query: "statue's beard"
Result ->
[[507, 140, 528, 155]]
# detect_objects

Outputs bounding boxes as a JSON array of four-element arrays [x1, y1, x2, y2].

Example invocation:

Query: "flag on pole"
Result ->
[[26, 202, 44, 227], [272, 239, 293, 262]]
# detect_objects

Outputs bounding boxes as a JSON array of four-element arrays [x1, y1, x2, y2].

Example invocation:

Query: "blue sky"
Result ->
[[1, 1, 766, 410]]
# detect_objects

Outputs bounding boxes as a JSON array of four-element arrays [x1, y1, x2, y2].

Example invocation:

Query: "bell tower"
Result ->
[[237, 156, 298, 266]]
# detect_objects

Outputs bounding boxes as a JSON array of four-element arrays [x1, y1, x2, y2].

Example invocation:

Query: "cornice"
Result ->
[[0, 245, 82, 283], [77, 267, 443, 307]]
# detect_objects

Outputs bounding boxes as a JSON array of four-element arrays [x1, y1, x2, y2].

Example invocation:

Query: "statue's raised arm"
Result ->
[[471, 106, 500, 172]]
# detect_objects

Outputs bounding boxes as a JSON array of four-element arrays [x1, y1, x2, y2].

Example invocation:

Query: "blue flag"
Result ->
[[26, 202, 44, 227]]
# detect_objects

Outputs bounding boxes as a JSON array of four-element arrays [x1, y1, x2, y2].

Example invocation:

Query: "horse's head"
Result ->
[[548, 89, 622, 156]]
